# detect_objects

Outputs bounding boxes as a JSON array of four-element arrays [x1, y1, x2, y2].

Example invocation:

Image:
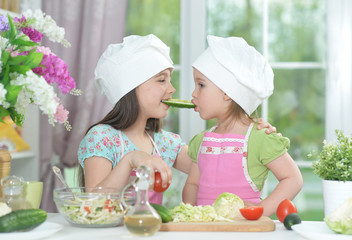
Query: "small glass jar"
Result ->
[[1, 175, 28, 210]]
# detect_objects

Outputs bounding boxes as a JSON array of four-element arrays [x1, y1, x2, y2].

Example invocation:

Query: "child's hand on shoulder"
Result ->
[[256, 118, 282, 136]]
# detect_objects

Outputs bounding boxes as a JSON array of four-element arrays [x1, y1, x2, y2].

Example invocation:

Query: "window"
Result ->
[[126, 0, 181, 133]]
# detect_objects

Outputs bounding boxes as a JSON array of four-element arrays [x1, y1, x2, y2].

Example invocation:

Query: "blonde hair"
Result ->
[[226, 100, 258, 126]]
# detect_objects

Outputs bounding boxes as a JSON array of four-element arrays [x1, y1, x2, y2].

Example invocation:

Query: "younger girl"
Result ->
[[183, 36, 303, 216], [78, 34, 277, 205]]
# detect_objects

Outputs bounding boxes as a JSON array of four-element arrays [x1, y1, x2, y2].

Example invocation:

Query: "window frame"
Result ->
[[179, 0, 352, 150]]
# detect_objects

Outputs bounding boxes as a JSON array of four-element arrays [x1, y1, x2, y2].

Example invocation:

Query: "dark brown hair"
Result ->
[[78, 89, 161, 186]]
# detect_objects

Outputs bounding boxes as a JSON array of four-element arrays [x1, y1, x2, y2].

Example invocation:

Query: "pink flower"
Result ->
[[54, 103, 69, 123], [33, 47, 76, 94], [14, 16, 43, 43]]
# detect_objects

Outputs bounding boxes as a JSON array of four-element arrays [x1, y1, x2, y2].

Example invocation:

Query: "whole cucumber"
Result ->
[[0, 209, 47, 232], [150, 203, 172, 223]]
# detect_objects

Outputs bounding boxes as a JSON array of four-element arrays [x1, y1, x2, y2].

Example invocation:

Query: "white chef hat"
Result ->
[[94, 34, 174, 105], [192, 35, 274, 115]]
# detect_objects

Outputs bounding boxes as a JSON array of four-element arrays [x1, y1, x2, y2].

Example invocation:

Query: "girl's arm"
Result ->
[[251, 153, 303, 216], [182, 162, 200, 205], [84, 150, 172, 190], [173, 145, 193, 174]]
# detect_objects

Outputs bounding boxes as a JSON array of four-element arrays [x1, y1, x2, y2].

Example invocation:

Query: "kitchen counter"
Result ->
[[40, 213, 309, 240]]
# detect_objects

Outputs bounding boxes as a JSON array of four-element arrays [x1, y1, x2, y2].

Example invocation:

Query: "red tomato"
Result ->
[[240, 206, 264, 220], [83, 206, 91, 213], [153, 172, 170, 192], [276, 199, 297, 223]]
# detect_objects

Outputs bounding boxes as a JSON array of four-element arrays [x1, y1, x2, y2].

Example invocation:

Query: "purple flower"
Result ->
[[0, 15, 9, 31], [33, 48, 76, 94], [14, 16, 43, 43]]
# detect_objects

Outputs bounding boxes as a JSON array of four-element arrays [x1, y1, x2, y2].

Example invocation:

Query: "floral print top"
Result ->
[[78, 124, 185, 171]]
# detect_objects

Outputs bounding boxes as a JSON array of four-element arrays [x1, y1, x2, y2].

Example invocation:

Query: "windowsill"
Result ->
[[11, 150, 35, 160]]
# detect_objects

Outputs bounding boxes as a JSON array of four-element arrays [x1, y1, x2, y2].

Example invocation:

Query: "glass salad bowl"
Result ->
[[53, 187, 134, 228]]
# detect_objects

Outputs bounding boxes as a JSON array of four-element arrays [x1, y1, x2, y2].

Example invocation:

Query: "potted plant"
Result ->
[[308, 130, 352, 217]]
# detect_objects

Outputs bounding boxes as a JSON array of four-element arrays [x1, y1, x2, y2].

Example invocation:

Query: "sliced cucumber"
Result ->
[[162, 99, 195, 109]]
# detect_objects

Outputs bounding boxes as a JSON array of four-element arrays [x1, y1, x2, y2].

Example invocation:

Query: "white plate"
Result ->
[[292, 221, 351, 240], [0, 222, 63, 240]]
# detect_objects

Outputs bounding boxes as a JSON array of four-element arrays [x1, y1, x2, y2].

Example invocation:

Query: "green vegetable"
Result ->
[[162, 99, 195, 109], [150, 203, 172, 223], [0, 209, 47, 232], [283, 213, 301, 230], [212, 192, 244, 220], [324, 198, 352, 234], [170, 203, 219, 222]]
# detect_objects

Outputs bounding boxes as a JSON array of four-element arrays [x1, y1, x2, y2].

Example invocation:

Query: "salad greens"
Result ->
[[213, 192, 244, 219], [59, 196, 123, 225], [324, 198, 352, 234], [170, 193, 244, 222]]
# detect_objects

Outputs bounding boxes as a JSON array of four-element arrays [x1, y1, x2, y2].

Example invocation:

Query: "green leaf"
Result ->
[[8, 55, 28, 65], [1, 65, 10, 85], [0, 106, 11, 119], [7, 14, 16, 41], [10, 65, 31, 75], [11, 38, 39, 47], [23, 51, 43, 68], [1, 50, 10, 66], [5, 84, 23, 105]]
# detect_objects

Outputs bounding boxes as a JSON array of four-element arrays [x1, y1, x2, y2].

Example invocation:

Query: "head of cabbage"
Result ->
[[324, 198, 352, 235], [212, 192, 244, 219]]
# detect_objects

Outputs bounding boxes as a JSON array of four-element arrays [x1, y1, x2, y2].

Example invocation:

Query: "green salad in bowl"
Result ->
[[54, 187, 134, 228]]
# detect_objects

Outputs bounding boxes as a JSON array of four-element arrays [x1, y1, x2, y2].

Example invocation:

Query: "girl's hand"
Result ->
[[126, 151, 172, 190], [256, 118, 282, 136]]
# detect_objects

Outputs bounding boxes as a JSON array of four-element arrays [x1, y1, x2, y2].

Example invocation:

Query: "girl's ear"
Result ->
[[223, 92, 231, 101]]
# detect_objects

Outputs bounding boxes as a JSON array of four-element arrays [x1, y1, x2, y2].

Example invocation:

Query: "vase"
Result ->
[[322, 179, 352, 217], [0, 150, 12, 198]]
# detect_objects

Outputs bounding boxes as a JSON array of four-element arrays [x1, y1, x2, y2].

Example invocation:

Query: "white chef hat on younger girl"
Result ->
[[192, 35, 274, 115], [94, 34, 174, 105]]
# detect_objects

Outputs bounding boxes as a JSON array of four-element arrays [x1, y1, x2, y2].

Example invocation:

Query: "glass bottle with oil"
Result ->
[[120, 166, 161, 236]]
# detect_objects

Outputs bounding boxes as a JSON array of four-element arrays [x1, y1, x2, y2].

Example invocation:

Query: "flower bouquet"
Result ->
[[0, 9, 81, 131]]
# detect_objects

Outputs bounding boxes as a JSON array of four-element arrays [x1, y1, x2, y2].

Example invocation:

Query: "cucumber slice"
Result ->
[[162, 99, 195, 109]]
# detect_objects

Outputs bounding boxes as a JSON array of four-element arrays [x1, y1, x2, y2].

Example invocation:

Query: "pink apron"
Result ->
[[197, 123, 260, 206], [119, 131, 163, 204]]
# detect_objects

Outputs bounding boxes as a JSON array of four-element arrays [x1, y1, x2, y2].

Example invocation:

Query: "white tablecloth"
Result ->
[[37, 213, 310, 240]]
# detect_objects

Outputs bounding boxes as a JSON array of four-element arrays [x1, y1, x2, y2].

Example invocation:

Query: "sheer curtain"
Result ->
[[326, 0, 352, 140], [39, 0, 127, 212]]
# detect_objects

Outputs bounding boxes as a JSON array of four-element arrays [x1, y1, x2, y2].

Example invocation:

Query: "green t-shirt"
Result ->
[[188, 124, 290, 190]]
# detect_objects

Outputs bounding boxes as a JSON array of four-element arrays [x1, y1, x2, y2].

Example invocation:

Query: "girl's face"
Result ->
[[192, 68, 230, 120], [136, 69, 175, 120]]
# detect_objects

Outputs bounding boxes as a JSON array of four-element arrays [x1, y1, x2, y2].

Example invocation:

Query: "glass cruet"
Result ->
[[120, 165, 161, 236], [1, 175, 28, 210]]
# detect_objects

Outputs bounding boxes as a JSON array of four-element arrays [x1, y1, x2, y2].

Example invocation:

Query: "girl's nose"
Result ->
[[169, 83, 176, 94], [192, 89, 196, 98]]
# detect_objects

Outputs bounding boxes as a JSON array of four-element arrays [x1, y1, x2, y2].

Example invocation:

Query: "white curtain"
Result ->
[[39, 0, 127, 212], [326, 0, 352, 140]]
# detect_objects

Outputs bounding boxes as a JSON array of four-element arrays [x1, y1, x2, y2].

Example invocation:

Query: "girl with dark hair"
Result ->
[[77, 34, 276, 204]]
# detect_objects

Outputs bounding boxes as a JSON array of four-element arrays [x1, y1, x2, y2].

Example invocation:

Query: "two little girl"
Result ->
[[77, 34, 302, 216]]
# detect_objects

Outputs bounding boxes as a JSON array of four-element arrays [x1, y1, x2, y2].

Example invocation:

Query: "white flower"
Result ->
[[23, 9, 71, 47], [0, 83, 10, 108], [9, 71, 59, 124], [0, 36, 8, 50]]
